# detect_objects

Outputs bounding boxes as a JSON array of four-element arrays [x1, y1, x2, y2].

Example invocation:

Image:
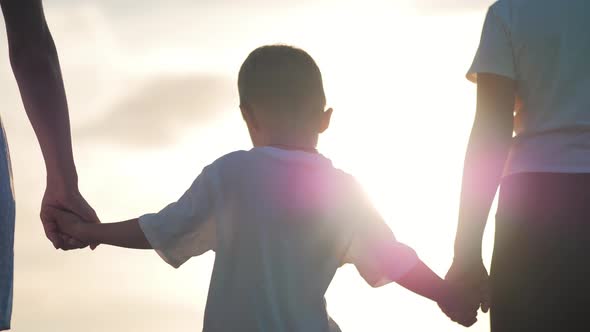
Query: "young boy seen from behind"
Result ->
[[55, 45, 478, 331]]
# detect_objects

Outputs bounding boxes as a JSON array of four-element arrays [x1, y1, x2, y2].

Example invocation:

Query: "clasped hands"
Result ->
[[439, 260, 490, 327], [40, 184, 99, 250]]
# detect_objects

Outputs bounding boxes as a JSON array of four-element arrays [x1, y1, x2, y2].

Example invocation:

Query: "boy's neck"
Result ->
[[267, 143, 318, 153], [257, 132, 319, 153]]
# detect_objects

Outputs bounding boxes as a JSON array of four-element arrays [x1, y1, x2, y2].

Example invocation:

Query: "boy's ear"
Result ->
[[319, 108, 333, 133], [240, 104, 260, 131]]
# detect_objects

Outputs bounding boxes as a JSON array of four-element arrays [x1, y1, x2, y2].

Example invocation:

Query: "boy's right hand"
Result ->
[[437, 281, 480, 327], [51, 207, 90, 245]]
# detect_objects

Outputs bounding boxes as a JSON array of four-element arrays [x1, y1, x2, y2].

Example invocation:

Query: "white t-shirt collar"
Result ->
[[251, 146, 332, 167]]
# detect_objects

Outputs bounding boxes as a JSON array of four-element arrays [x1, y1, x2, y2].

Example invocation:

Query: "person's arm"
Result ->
[[2, 0, 77, 189], [396, 260, 448, 303], [446, 73, 516, 309], [53, 208, 152, 249], [1, 0, 99, 249], [377, 243, 479, 326], [454, 73, 515, 263], [347, 237, 479, 326], [397, 261, 478, 327]]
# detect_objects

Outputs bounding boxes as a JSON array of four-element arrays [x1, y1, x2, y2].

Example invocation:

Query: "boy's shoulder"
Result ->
[[202, 149, 370, 213], [210, 150, 252, 167], [205, 148, 357, 185], [199, 150, 251, 179]]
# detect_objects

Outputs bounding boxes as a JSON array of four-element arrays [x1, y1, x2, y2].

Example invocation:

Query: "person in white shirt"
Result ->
[[446, 1, 590, 331], [53, 45, 478, 331]]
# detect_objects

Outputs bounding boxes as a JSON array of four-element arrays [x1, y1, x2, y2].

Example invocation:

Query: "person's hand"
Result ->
[[50, 207, 88, 243], [437, 280, 481, 327], [445, 259, 491, 314], [40, 185, 100, 250]]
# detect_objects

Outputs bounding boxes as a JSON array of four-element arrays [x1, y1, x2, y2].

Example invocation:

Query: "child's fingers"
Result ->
[[66, 236, 85, 248], [59, 234, 75, 251], [59, 234, 86, 250]]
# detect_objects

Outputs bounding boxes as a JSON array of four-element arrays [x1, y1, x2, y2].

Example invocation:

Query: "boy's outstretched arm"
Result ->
[[395, 260, 478, 327], [374, 243, 479, 327], [53, 208, 152, 249], [347, 238, 478, 326], [395, 261, 449, 303]]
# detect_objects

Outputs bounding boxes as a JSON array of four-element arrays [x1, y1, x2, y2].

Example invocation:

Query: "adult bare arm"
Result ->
[[1, 0, 99, 249], [447, 73, 516, 312]]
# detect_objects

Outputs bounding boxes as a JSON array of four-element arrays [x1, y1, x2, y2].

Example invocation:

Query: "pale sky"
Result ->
[[1, 1, 496, 331]]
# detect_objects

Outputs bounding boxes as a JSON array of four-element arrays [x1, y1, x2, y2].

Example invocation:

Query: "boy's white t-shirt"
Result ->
[[139, 147, 419, 332], [468, 0, 590, 175]]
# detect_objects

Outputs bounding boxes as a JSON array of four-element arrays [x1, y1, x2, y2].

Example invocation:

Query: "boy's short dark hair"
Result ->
[[238, 45, 326, 113]]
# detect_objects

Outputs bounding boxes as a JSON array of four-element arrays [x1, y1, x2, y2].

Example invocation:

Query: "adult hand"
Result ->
[[40, 185, 100, 250], [437, 282, 480, 327], [446, 260, 491, 314]]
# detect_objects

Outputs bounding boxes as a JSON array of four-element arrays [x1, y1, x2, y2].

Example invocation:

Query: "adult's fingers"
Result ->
[[67, 196, 100, 250], [448, 309, 478, 327], [81, 205, 100, 250], [83, 203, 100, 250], [45, 206, 89, 250], [40, 210, 63, 249], [480, 279, 491, 313], [81, 208, 99, 250], [76, 196, 100, 224], [49, 195, 99, 250], [45, 228, 62, 249], [458, 315, 478, 327]]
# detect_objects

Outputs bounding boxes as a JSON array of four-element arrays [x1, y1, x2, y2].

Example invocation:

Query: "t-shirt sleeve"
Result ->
[[467, 5, 516, 83], [139, 166, 217, 268], [342, 183, 420, 288]]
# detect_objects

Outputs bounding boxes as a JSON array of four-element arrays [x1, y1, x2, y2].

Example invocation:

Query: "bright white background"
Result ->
[[1, 0, 497, 331]]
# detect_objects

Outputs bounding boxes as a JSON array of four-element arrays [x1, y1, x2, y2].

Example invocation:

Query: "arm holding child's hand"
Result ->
[[53, 208, 152, 249]]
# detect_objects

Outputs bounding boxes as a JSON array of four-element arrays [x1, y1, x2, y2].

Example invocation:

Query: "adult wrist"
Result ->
[[46, 171, 79, 194], [453, 237, 483, 268], [452, 253, 484, 270]]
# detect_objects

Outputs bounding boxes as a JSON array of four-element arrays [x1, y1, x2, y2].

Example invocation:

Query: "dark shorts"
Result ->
[[0, 119, 14, 331], [491, 173, 590, 332]]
